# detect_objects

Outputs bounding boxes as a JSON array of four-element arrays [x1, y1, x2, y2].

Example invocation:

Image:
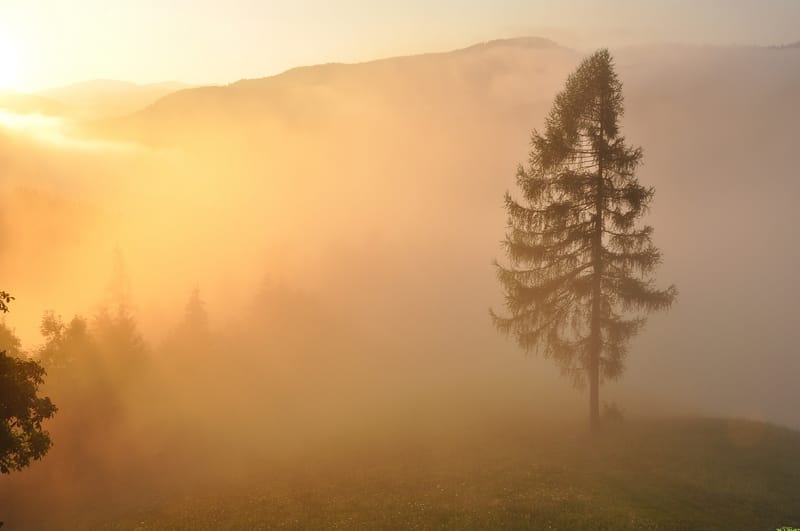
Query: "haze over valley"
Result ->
[[1, 8, 799, 527]]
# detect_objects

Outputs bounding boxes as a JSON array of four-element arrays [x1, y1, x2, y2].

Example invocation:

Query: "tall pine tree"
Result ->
[[492, 50, 676, 432]]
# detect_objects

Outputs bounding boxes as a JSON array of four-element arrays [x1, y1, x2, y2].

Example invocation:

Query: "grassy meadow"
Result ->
[[52, 417, 800, 530]]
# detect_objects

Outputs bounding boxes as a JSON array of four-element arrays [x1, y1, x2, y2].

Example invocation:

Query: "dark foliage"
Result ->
[[0, 293, 57, 474], [0, 292, 12, 315], [0, 351, 57, 474], [492, 50, 676, 429]]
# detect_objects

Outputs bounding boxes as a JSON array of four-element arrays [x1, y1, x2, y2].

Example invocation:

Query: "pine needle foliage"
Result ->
[[491, 50, 676, 429]]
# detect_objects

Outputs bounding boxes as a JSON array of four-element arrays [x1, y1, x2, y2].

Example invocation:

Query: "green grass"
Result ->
[[42, 418, 800, 530]]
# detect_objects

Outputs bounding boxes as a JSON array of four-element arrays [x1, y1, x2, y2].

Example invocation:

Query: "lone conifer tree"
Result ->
[[492, 50, 676, 432]]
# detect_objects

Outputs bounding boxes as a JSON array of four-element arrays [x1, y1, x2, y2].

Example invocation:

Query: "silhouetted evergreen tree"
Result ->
[[180, 287, 210, 342], [106, 247, 132, 313], [161, 287, 213, 368], [492, 50, 676, 432], [93, 250, 149, 382], [92, 305, 149, 382]]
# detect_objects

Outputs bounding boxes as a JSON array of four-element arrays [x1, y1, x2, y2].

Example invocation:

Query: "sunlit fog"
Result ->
[[0, 2, 799, 529]]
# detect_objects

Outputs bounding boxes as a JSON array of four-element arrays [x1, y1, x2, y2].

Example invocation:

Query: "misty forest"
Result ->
[[1, 30, 800, 531]]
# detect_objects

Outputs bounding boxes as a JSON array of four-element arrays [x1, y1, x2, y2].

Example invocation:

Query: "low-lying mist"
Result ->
[[1, 38, 799, 527]]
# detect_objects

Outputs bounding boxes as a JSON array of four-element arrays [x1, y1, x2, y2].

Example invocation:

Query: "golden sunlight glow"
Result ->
[[0, 109, 59, 132], [0, 2, 799, 528], [0, 110, 139, 152], [0, 32, 22, 90]]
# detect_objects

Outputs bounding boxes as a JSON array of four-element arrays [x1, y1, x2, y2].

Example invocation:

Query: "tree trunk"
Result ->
[[589, 105, 605, 435], [589, 373, 600, 432], [589, 278, 601, 434]]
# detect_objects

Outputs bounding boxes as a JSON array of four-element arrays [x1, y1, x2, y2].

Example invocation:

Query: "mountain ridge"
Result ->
[[115, 35, 800, 129], [104, 35, 575, 138]]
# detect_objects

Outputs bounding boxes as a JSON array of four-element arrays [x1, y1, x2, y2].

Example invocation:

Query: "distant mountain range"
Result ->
[[0, 80, 192, 119], [41, 79, 192, 119], [97, 36, 574, 143], [3, 35, 798, 121]]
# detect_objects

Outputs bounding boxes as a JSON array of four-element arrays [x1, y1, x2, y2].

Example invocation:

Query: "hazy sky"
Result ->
[[0, 0, 798, 91]]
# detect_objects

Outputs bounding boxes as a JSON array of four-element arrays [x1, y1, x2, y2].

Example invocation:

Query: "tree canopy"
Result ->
[[0, 295, 57, 474], [492, 49, 676, 430]]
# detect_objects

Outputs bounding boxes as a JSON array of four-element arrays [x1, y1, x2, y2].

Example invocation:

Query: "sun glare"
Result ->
[[0, 33, 21, 90]]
